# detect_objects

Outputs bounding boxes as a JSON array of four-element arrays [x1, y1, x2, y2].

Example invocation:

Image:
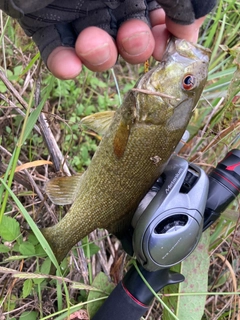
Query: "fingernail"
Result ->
[[121, 31, 150, 55], [80, 43, 110, 66]]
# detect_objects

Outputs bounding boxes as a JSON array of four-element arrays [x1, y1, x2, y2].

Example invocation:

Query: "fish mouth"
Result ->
[[164, 36, 211, 64]]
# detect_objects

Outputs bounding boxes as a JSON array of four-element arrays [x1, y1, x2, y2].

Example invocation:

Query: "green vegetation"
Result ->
[[0, 1, 239, 319]]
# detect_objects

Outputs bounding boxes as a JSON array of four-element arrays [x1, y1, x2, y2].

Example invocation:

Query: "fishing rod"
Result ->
[[92, 148, 240, 320]]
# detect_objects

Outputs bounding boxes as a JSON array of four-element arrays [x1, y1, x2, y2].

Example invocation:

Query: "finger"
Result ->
[[149, 8, 166, 27], [151, 25, 170, 61], [149, 8, 170, 61], [117, 19, 155, 64], [47, 47, 82, 80], [165, 16, 206, 43], [75, 27, 118, 72]]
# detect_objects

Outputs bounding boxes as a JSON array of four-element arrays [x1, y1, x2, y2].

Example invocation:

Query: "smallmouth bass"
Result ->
[[43, 38, 211, 263]]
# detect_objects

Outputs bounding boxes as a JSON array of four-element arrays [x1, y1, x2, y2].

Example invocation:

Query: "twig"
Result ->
[[200, 97, 225, 138], [92, 230, 111, 280], [0, 69, 28, 109], [0, 93, 41, 135], [145, 299, 156, 319], [75, 243, 89, 285], [33, 65, 71, 176], [3, 35, 28, 64], [0, 161, 32, 190], [38, 113, 71, 175], [3, 301, 36, 316], [131, 88, 179, 100], [21, 66, 38, 95]]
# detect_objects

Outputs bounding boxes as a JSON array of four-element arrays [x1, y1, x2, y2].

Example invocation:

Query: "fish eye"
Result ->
[[182, 74, 196, 90]]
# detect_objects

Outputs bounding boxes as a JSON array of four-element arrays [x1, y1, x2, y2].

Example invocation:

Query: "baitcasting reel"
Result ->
[[131, 149, 240, 272], [132, 156, 208, 271]]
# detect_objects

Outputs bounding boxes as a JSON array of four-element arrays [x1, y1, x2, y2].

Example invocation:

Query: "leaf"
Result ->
[[0, 244, 10, 253], [15, 160, 52, 172], [33, 277, 45, 285], [19, 311, 38, 320], [35, 243, 47, 257], [27, 233, 39, 246], [22, 279, 33, 298], [163, 230, 210, 320], [82, 242, 100, 258], [0, 81, 7, 93], [21, 52, 40, 76], [22, 76, 55, 143], [88, 243, 100, 257], [40, 258, 52, 274], [3, 294, 17, 312], [87, 272, 115, 318], [0, 216, 21, 241], [4, 255, 30, 262], [19, 242, 35, 256]]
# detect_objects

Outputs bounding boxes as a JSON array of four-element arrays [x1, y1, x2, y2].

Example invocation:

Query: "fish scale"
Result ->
[[43, 37, 211, 263]]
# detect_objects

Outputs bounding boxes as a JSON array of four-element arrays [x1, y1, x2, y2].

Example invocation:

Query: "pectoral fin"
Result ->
[[45, 174, 83, 205], [81, 111, 115, 135], [113, 120, 131, 158]]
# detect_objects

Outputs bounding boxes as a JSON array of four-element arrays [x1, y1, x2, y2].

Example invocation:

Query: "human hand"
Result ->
[[0, 0, 215, 80], [47, 10, 205, 80]]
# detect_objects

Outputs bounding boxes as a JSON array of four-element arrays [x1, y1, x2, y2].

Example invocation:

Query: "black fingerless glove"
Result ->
[[156, 0, 217, 24], [0, 0, 53, 18]]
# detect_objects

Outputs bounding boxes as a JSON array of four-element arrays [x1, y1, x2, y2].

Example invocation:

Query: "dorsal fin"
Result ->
[[81, 111, 115, 135], [45, 174, 83, 205]]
